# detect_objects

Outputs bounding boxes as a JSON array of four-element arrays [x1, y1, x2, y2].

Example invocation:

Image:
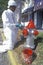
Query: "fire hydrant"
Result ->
[[21, 20, 39, 64], [22, 20, 39, 49]]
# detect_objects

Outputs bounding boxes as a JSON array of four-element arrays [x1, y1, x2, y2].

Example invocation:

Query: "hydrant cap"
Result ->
[[26, 20, 36, 29], [22, 29, 28, 36]]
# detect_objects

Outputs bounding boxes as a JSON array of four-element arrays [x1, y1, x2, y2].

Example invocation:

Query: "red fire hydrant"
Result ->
[[22, 20, 39, 49], [22, 20, 39, 64]]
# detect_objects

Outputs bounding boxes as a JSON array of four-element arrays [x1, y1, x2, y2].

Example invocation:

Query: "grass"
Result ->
[[37, 32, 43, 38], [14, 32, 43, 65], [0, 18, 2, 22], [32, 32, 43, 65], [32, 43, 43, 65], [0, 18, 3, 28]]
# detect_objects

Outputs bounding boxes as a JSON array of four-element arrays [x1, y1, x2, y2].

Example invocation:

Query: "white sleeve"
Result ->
[[2, 11, 10, 27], [2, 11, 16, 27]]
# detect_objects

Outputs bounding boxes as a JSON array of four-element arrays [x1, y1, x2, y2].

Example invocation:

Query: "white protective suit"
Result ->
[[2, 9, 19, 50]]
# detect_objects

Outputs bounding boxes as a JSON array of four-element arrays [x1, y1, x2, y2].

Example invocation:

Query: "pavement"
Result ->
[[0, 53, 11, 65]]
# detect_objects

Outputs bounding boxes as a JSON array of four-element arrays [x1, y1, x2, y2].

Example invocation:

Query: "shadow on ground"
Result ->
[[34, 37, 43, 50], [32, 52, 37, 62], [14, 38, 26, 48]]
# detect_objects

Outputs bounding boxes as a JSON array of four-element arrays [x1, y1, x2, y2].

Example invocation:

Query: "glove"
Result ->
[[16, 24, 20, 27], [16, 24, 23, 29]]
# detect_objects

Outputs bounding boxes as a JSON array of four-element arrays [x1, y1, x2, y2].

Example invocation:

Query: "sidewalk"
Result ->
[[0, 53, 11, 65]]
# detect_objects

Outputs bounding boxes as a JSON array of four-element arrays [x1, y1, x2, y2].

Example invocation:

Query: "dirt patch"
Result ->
[[13, 39, 37, 65]]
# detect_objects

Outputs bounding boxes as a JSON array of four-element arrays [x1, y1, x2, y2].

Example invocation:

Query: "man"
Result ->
[[1, 0, 19, 53]]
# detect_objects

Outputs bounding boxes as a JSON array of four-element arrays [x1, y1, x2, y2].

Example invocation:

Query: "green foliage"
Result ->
[[37, 32, 43, 38], [0, 0, 9, 16], [0, 0, 8, 8]]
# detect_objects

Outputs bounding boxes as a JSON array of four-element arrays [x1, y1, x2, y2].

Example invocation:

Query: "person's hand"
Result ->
[[16, 24, 24, 29]]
